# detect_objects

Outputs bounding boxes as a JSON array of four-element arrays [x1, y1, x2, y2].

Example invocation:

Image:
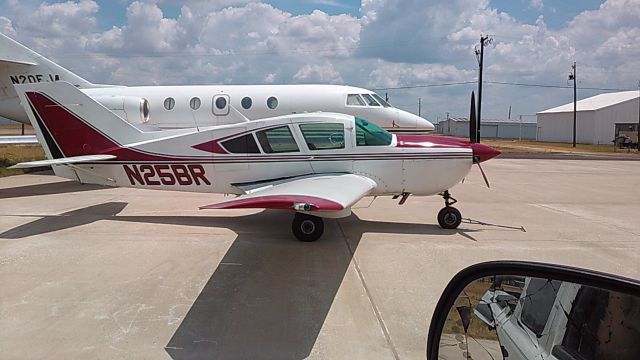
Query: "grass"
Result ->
[[0, 144, 46, 177], [481, 139, 630, 154], [0, 124, 35, 135]]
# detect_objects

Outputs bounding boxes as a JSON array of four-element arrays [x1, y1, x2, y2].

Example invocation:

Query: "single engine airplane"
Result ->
[[11, 81, 499, 241], [0, 32, 433, 140]]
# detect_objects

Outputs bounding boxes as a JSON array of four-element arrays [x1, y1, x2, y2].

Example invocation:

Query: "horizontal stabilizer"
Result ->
[[0, 58, 37, 66], [9, 154, 116, 169], [0, 135, 38, 144]]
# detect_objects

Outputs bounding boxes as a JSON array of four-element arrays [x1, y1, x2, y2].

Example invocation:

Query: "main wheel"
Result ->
[[292, 213, 324, 242], [438, 207, 462, 229]]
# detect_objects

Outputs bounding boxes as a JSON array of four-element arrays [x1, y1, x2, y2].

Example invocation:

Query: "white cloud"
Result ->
[[1, 0, 638, 120], [528, 0, 544, 11]]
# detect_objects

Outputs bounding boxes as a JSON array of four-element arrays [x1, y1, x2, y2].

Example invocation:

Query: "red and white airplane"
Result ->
[[0, 32, 433, 136], [12, 81, 499, 241]]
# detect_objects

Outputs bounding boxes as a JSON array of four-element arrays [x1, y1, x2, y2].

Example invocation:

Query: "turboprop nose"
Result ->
[[470, 143, 501, 163]]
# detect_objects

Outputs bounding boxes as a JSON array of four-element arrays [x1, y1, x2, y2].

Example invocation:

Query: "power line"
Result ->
[[372, 80, 633, 92], [372, 81, 476, 90]]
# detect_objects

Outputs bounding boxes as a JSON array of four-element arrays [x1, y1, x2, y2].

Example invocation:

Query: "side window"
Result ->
[[267, 96, 278, 109], [299, 123, 345, 150], [241, 97, 252, 109], [163, 97, 175, 110], [255, 126, 299, 153], [221, 134, 260, 154], [520, 279, 562, 336], [346, 94, 365, 106], [361, 94, 380, 106], [189, 97, 201, 110]]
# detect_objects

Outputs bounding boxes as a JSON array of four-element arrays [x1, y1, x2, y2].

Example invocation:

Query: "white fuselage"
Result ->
[[57, 114, 470, 197]]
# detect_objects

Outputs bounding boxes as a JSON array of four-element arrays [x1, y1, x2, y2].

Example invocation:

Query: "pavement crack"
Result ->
[[337, 219, 400, 360]]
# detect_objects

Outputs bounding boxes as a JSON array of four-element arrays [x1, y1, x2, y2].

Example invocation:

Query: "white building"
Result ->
[[537, 91, 640, 144], [435, 117, 537, 140]]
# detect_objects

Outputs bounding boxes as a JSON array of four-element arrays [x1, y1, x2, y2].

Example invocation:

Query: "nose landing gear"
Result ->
[[437, 190, 462, 229]]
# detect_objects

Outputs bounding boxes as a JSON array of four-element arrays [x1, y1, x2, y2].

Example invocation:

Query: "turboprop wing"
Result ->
[[201, 173, 377, 217]]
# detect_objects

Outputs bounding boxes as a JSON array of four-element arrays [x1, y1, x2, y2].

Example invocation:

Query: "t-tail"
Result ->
[[0, 32, 95, 123], [11, 82, 150, 174]]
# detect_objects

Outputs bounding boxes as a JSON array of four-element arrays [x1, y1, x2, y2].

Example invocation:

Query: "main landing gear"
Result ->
[[437, 190, 462, 229], [292, 213, 324, 242]]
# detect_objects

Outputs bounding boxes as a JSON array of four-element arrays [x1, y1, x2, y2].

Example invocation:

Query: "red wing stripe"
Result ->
[[200, 195, 344, 211]]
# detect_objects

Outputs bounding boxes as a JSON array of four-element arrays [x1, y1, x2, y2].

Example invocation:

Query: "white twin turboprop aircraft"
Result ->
[[0, 33, 433, 136], [12, 81, 499, 241]]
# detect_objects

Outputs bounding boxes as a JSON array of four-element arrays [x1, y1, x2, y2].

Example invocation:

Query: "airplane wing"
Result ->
[[0, 135, 39, 145], [201, 173, 377, 214], [9, 154, 116, 169]]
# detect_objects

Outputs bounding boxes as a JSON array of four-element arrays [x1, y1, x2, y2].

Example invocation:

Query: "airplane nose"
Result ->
[[470, 143, 501, 163], [396, 109, 434, 131]]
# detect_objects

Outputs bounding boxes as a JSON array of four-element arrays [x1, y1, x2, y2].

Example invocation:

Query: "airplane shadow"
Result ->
[[0, 202, 521, 359], [0, 179, 108, 200]]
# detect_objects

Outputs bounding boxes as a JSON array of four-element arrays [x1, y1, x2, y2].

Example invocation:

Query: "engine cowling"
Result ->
[[91, 95, 150, 123]]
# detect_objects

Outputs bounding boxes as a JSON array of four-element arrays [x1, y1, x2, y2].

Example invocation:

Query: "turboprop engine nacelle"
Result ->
[[91, 95, 150, 124]]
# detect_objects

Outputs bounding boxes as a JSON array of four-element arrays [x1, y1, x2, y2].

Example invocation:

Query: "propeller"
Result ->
[[469, 91, 477, 143], [469, 91, 492, 188]]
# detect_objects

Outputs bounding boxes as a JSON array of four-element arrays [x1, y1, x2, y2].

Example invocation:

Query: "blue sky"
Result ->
[[1, 0, 635, 120], [89, 1, 606, 30]]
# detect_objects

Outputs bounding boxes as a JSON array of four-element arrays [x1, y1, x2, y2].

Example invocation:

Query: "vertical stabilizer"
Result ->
[[0, 32, 94, 123], [15, 82, 147, 160]]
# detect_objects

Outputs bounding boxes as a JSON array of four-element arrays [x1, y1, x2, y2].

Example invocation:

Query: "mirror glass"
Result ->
[[438, 276, 640, 360]]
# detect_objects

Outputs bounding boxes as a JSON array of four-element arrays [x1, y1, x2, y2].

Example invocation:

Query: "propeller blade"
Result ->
[[474, 157, 491, 188], [469, 91, 477, 143]]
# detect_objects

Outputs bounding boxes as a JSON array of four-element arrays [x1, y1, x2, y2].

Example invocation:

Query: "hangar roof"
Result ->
[[538, 91, 639, 114]]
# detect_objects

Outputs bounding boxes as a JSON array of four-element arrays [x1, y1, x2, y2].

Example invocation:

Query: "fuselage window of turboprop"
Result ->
[[255, 126, 299, 153], [355, 117, 393, 146], [221, 133, 261, 154], [299, 123, 345, 150]]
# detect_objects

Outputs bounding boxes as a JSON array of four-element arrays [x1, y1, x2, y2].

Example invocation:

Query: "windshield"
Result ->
[[372, 93, 391, 108], [355, 117, 393, 146]]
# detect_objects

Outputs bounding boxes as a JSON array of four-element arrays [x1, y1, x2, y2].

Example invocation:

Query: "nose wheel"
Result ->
[[438, 191, 462, 229], [292, 213, 324, 242]]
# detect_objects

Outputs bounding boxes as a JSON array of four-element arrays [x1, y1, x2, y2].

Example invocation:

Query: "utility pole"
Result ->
[[569, 62, 577, 147], [418, 97, 421, 117], [385, 92, 389, 102], [508, 106, 511, 120], [475, 35, 492, 143]]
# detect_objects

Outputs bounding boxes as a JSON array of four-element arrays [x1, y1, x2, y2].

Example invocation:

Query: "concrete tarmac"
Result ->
[[1, 159, 639, 359]]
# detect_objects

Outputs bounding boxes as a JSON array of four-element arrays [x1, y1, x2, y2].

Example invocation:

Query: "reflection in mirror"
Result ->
[[438, 276, 640, 360]]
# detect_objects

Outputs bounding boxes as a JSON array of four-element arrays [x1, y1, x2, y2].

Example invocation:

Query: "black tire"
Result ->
[[438, 207, 462, 229], [292, 213, 324, 242]]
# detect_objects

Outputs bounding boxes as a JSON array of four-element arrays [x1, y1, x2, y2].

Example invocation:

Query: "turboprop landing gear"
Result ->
[[438, 190, 462, 229], [292, 213, 324, 242]]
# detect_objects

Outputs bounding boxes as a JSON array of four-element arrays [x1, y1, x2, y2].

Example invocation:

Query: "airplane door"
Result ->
[[212, 94, 230, 117]]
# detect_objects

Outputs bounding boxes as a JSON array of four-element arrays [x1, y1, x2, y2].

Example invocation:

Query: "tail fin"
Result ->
[[15, 81, 146, 160], [0, 32, 93, 90]]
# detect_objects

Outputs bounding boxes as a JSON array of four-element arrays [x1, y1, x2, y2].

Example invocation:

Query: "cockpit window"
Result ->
[[221, 134, 260, 154], [361, 94, 380, 106], [355, 117, 392, 146], [255, 126, 299, 153], [372, 93, 391, 108], [346, 94, 365, 106]]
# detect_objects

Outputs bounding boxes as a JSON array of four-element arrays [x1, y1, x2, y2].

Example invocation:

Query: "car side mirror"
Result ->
[[427, 261, 640, 359]]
